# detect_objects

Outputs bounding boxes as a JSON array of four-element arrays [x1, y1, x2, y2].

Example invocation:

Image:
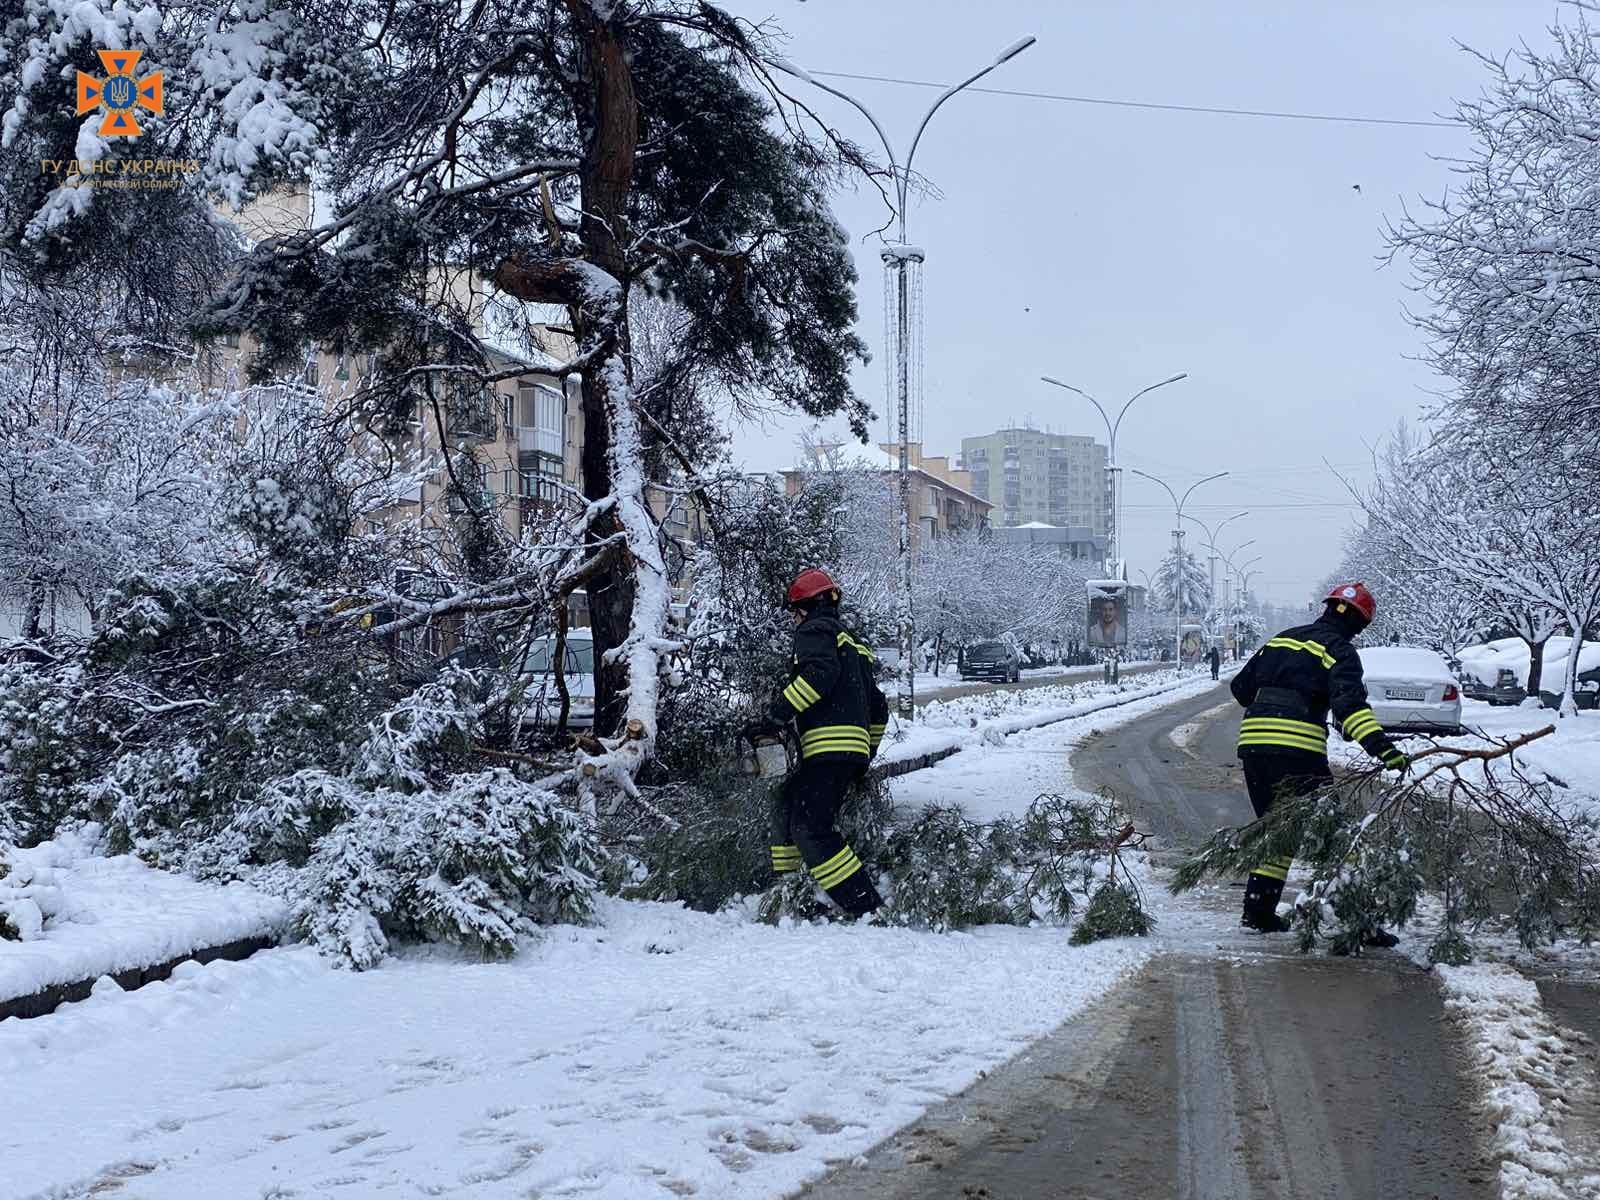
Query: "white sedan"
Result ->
[[1357, 646, 1463, 736]]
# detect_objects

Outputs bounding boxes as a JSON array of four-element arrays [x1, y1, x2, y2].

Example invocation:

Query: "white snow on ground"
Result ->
[[881, 660, 1152, 700], [4, 898, 1149, 1200], [1434, 963, 1600, 1200], [0, 826, 289, 1003]]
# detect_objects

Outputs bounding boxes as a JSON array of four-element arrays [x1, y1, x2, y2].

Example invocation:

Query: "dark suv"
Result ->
[[1461, 666, 1527, 707], [961, 639, 1022, 683]]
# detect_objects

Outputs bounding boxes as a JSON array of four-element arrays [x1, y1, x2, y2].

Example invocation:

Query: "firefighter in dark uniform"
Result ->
[[1230, 582, 1409, 935], [754, 568, 887, 916]]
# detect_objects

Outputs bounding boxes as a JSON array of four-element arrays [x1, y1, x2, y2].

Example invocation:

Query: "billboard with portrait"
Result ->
[[1180, 624, 1206, 664], [1086, 580, 1128, 648]]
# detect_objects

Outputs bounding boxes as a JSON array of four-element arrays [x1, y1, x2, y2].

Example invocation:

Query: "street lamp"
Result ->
[[1039, 373, 1187, 577], [1128, 468, 1228, 666], [1181, 509, 1248, 626], [1218, 540, 1259, 657], [772, 36, 1038, 719]]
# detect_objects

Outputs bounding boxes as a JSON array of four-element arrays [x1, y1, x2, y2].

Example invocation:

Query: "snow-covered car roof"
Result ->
[[1358, 646, 1457, 684]]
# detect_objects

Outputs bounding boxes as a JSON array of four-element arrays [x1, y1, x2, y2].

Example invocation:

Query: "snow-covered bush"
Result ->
[[297, 769, 599, 969]]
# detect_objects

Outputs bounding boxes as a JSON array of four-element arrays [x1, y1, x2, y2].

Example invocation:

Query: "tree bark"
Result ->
[[1524, 635, 1548, 698], [565, 0, 638, 737]]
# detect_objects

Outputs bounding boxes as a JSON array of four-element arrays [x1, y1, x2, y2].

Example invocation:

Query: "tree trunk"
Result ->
[[1524, 635, 1548, 698], [568, 0, 639, 737]]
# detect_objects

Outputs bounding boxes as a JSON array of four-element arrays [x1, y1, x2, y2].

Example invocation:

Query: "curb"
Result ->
[[0, 933, 278, 1023]]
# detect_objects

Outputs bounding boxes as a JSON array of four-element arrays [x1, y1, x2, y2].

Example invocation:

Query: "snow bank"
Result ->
[[0, 827, 289, 1005], [4, 897, 1148, 1199], [1435, 963, 1597, 1200]]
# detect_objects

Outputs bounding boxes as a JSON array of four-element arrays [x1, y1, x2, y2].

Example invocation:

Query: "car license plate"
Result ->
[[1385, 687, 1427, 701]]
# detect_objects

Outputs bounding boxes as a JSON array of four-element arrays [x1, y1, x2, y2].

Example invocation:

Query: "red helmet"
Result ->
[[787, 568, 840, 606], [1324, 581, 1377, 624]]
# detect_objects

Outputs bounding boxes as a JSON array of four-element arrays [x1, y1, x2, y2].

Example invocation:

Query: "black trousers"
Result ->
[[1239, 752, 1331, 927], [770, 757, 881, 915]]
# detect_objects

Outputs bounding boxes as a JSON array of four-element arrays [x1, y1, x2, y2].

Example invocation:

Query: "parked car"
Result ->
[[1461, 665, 1527, 707], [960, 639, 1022, 683], [1538, 664, 1600, 711], [1356, 646, 1463, 736], [521, 631, 597, 728]]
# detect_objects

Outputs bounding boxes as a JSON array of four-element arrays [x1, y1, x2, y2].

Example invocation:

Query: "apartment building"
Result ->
[[782, 441, 991, 554], [959, 427, 1110, 540]]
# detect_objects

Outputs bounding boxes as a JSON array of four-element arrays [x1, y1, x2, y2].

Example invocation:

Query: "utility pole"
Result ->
[[773, 36, 1037, 720]]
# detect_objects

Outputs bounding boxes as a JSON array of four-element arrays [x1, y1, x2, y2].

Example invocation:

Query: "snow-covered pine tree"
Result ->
[[1153, 547, 1210, 620], [1, 0, 878, 809]]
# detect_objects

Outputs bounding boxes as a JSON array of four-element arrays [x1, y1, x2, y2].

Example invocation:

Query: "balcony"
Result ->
[[447, 388, 497, 442], [518, 427, 563, 456]]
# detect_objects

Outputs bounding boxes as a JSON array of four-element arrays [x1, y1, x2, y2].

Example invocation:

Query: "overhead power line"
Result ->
[[809, 69, 1460, 130]]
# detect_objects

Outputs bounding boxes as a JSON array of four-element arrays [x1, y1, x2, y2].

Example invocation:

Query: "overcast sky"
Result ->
[[716, 0, 1551, 607]]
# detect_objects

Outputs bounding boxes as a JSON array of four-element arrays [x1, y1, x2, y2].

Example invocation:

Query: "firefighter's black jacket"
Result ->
[[1230, 615, 1403, 765], [767, 604, 889, 761]]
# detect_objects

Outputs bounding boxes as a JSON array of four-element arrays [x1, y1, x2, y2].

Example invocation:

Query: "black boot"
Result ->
[[1241, 871, 1292, 932], [827, 868, 883, 918]]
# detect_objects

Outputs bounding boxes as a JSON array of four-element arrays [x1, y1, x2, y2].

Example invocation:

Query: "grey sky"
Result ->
[[717, 0, 1547, 606]]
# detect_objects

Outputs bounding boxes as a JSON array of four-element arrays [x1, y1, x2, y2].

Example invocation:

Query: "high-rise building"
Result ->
[[959, 427, 1111, 538]]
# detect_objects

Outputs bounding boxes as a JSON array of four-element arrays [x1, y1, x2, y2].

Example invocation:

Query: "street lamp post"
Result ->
[[1236, 555, 1264, 653], [1039, 373, 1187, 578], [772, 37, 1037, 720], [1128, 468, 1229, 667], [1215, 540, 1257, 657], [1181, 510, 1248, 630]]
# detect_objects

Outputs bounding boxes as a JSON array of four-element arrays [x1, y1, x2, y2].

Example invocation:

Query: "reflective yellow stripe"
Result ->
[[1240, 717, 1327, 740], [782, 682, 813, 712], [800, 726, 870, 757], [771, 845, 802, 871], [1252, 856, 1292, 882], [792, 676, 822, 705], [836, 632, 876, 661], [1239, 734, 1328, 754], [812, 847, 863, 888], [1265, 637, 1335, 669], [869, 723, 887, 734], [1343, 708, 1383, 740]]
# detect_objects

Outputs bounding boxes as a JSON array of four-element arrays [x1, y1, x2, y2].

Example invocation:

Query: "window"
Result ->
[[223, 332, 241, 349], [335, 355, 349, 381], [303, 358, 319, 386]]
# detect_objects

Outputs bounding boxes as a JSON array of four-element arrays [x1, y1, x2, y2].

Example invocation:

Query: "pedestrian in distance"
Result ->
[[1229, 582, 1410, 940], [745, 568, 886, 917], [1207, 644, 1222, 681]]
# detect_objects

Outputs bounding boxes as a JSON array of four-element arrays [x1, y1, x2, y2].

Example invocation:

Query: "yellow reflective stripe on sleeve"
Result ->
[[782, 681, 814, 712], [811, 846, 863, 889], [1342, 708, 1382, 739], [771, 845, 802, 871], [1265, 637, 1336, 669], [791, 676, 822, 705]]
